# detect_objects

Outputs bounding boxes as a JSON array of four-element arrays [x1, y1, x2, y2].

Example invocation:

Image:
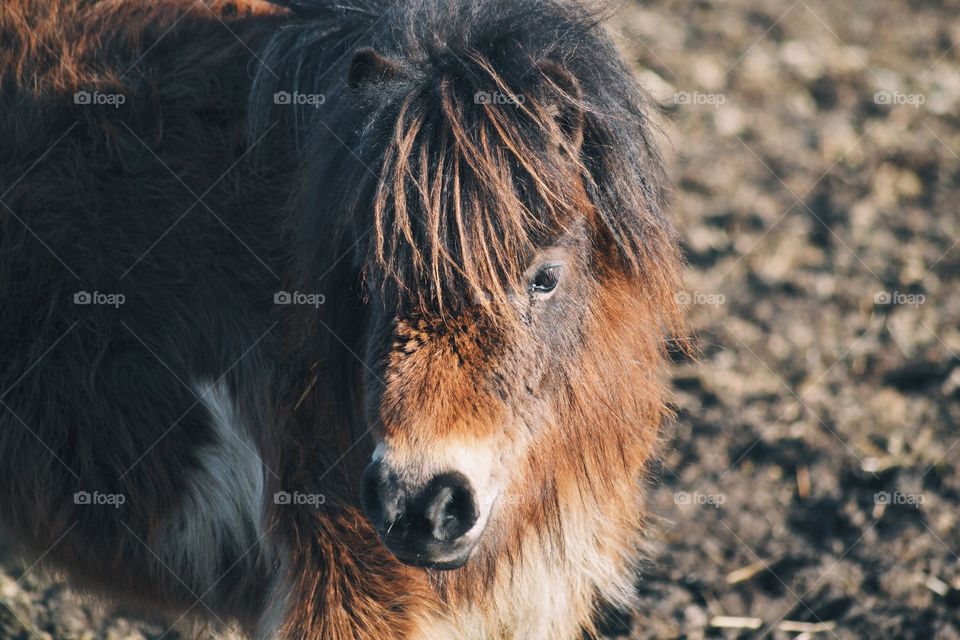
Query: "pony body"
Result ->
[[0, 1, 682, 637]]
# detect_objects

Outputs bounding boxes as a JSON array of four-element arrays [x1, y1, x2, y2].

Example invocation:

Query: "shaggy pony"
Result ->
[[0, 0, 683, 637]]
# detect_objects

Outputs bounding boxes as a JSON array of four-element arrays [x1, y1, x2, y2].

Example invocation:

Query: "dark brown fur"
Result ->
[[0, 0, 684, 637]]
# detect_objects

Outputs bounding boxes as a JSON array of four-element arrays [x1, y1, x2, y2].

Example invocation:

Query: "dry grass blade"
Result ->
[[709, 616, 762, 630]]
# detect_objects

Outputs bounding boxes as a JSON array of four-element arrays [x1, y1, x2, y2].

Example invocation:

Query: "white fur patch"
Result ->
[[411, 495, 640, 640], [156, 380, 266, 594]]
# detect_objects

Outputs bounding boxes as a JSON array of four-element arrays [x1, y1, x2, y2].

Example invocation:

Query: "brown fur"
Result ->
[[0, 0, 685, 638]]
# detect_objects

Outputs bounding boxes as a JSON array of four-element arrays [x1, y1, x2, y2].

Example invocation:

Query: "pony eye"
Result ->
[[529, 265, 561, 295]]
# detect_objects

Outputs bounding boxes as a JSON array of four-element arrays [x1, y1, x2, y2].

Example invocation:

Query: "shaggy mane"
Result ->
[[252, 0, 680, 325]]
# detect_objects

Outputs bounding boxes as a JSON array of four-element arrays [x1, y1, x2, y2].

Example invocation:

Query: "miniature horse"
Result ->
[[0, 0, 683, 637]]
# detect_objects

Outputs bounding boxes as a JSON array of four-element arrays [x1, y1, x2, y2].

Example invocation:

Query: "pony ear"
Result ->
[[348, 48, 401, 90], [537, 60, 585, 150]]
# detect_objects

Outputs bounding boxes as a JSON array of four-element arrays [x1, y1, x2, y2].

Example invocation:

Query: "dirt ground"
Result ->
[[613, 0, 960, 638], [2, 0, 958, 638]]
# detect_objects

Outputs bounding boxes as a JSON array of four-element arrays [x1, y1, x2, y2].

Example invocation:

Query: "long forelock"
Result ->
[[366, 59, 587, 319]]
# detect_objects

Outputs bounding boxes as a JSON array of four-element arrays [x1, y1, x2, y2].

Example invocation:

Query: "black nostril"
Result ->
[[361, 465, 481, 568], [420, 472, 478, 542]]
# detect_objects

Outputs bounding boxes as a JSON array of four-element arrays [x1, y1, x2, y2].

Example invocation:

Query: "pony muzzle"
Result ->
[[361, 462, 483, 569]]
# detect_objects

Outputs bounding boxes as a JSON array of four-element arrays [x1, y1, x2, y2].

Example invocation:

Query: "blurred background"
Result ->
[[615, 0, 960, 638], [1, 0, 958, 638]]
